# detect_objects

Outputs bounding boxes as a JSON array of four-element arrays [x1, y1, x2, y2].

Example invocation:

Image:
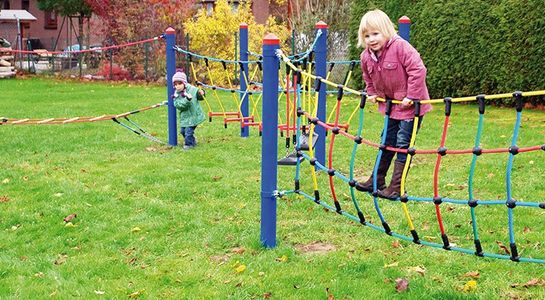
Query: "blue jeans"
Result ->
[[180, 126, 197, 147], [381, 117, 423, 164]]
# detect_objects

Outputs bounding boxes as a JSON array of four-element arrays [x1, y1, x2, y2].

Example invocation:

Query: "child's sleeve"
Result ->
[[361, 57, 376, 96], [197, 89, 205, 101], [400, 42, 427, 100], [173, 95, 191, 111]]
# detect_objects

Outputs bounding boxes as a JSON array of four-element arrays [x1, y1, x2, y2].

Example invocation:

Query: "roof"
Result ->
[[0, 10, 37, 22]]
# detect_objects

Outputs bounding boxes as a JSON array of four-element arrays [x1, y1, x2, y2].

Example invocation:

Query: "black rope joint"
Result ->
[[385, 99, 392, 116], [437, 147, 447, 156], [327, 169, 335, 176], [400, 195, 409, 203], [309, 158, 317, 166], [509, 145, 519, 155], [328, 62, 335, 72], [295, 70, 302, 84], [513, 91, 523, 112], [474, 239, 484, 256], [433, 197, 443, 205], [308, 51, 314, 62], [468, 199, 478, 207], [411, 230, 420, 244], [510, 243, 520, 262], [221, 60, 227, 70], [444, 97, 452, 116], [349, 61, 356, 70], [407, 147, 416, 156], [332, 127, 340, 135], [294, 179, 300, 191], [212, 86, 217, 90], [539, 203, 545, 209], [296, 108, 304, 116], [413, 100, 421, 116], [336, 86, 344, 101], [477, 94, 486, 114], [314, 190, 320, 203], [204, 57, 209, 67], [257, 61, 262, 71], [310, 118, 319, 125], [506, 199, 517, 208], [314, 77, 322, 91], [359, 93, 367, 109], [357, 211, 366, 225], [372, 191, 379, 197], [382, 222, 392, 235], [238, 62, 245, 72], [334, 202, 342, 214], [441, 234, 451, 250], [296, 151, 303, 158], [230, 89, 236, 93], [379, 144, 387, 150], [354, 136, 362, 144], [472, 147, 482, 156], [348, 180, 357, 187], [541, 144, 545, 151]]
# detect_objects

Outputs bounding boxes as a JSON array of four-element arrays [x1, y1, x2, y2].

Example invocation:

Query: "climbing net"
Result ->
[[275, 49, 545, 264]]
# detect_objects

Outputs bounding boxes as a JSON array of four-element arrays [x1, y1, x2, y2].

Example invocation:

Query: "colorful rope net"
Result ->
[[275, 49, 545, 264]]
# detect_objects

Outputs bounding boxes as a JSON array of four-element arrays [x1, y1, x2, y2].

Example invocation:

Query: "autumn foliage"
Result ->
[[183, 0, 290, 85]]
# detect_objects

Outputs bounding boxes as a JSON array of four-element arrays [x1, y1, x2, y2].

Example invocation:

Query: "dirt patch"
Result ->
[[294, 242, 336, 254]]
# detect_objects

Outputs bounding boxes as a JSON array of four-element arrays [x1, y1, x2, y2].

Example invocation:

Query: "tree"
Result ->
[[37, 0, 93, 46]]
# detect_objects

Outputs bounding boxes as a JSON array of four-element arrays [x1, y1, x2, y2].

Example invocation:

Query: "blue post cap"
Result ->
[[315, 21, 328, 29], [263, 33, 279, 45], [399, 16, 411, 24]]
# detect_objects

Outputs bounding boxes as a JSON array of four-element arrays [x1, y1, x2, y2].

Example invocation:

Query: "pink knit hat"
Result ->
[[172, 71, 187, 84]]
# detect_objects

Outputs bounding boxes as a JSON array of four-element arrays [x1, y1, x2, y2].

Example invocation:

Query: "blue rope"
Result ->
[[173, 45, 261, 64], [468, 111, 485, 242]]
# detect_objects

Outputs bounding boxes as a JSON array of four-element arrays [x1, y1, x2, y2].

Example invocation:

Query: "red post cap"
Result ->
[[240, 22, 248, 29], [165, 27, 176, 35], [263, 33, 279, 45], [398, 16, 411, 24], [315, 21, 328, 29]]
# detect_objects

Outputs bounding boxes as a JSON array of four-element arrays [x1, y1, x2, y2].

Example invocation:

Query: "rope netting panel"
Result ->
[[276, 49, 545, 264]]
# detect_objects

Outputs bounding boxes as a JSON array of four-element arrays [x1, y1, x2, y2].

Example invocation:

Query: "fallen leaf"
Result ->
[[407, 266, 426, 276], [54, 254, 68, 265], [462, 280, 477, 292], [65, 222, 75, 227], [462, 271, 480, 279], [212, 175, 222, 181], [22, 176, 29, 181], [523, 226, 531, 233], [145, 147, 157, 152], [231, 247, 245, 254], [395, 278, 409, 292], [263, 292, 272, 299], [34, 272, 44, 277], [235, 264, 246, 273], [0, 195, 10, 203], [326, 287, 335, 300], [495, 241, 511, 255], [384, 262, 399, 268], [94, 290, 105, 295], [295, 242, 336, 254], [11, 224, 21, 231], [392, 240, 401, 248], [258, 271, 265, 276], [131, 227, 141, 233], [2, 178, 9, 184], [54, 193, 63, 197], [128, 289, 145, 298], [63, 214, 77, 223], [276, 255, 288, 262], [511, 278, 545, 288]]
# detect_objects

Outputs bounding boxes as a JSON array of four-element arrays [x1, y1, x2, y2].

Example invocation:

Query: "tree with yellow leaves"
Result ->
[[184, 0, 289, 86]]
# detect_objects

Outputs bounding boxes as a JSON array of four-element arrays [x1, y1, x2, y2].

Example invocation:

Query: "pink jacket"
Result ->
[[360, 35, 432, 120]]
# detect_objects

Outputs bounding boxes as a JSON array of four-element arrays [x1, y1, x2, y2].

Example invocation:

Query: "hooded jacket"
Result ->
[[173, 84, 206, 127], [360, 35, 432, 120]]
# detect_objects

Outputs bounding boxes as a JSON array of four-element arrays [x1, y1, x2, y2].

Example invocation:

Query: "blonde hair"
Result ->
[[357, 9, 397, 48]]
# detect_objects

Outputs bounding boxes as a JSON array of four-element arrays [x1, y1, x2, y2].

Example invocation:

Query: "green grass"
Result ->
[[1, 77, 544, 299]]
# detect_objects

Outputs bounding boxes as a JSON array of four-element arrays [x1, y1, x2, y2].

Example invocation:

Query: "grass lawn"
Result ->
[[0, 77, 544, 299]]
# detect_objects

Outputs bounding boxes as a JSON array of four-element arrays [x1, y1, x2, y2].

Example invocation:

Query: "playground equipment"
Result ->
[[260, 19, 545, 264]]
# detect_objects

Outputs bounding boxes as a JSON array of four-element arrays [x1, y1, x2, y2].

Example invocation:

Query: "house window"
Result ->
[[44, 11, 57, 29], [2, 0, 10, 9], [21, 0, 29, 11]]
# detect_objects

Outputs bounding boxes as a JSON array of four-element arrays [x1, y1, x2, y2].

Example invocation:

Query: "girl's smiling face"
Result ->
[[174, 81, 185, 92], [364, 30, 387, 52]]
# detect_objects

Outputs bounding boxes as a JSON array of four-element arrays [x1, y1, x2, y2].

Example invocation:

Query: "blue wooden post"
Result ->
[[314, 21, 328, 166], [240, 23, 250, 137], [398, 16, 411, 42], [261, 33, 280, 248], [165, 27, 177, 146]]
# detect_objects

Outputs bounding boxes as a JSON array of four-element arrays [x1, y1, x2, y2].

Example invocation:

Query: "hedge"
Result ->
[[348, 0, 545, 105]]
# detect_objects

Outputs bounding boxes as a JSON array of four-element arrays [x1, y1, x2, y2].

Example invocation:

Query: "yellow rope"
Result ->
[[204, 63, 227, 116], [399, 115, 420, 231], [190, 61, 212, 113]]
